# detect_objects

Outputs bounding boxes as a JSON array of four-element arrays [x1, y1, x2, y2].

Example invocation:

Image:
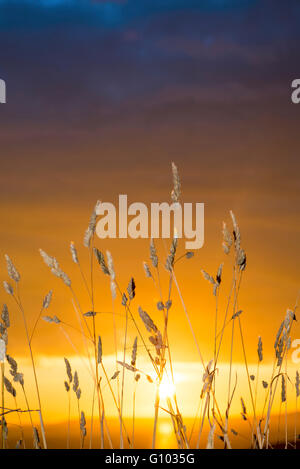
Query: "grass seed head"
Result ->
[[80, 411, 86, 436], [138, 306, 158, 333], [4, 376, 16, 397], [257, 336, 263, 362], [64, 358, 72, 383], [0, 338, 6, 362], [97, 336, 102, 364], [3, 281, 13, 295], [171, 162, 181, 204], [281, 375, 286, 403], [1, 304, 10, 328], [94, 248, 109, 275], [127, 277, 136, 300], [70, 242, 79, 264], [165, 238, 177, 272], [131, 337, 138, 367], [73, 371, 79, 392], [150, 239, 158, 268], [42, 290, 53, 309], [4, 254, 20, 283], [110, 280, 117, 300], [143, 262, 152, 278], [106, 250, 116, 280], [296, 371, 300, 397]]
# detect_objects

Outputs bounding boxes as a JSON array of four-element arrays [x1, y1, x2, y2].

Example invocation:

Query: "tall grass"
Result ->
[[0, 163, 299, 449]]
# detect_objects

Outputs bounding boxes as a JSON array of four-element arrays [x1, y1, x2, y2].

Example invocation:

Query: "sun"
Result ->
[[159, 377, 176, 399]]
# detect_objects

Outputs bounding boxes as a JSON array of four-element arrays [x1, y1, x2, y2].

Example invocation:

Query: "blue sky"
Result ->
[[1, 0, 299, 115]]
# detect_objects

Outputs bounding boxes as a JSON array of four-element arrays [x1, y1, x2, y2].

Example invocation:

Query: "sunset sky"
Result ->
[[0, 0, 300, 431]]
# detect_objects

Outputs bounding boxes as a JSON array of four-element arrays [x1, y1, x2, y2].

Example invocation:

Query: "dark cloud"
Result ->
[[0, 1, 299, 114], [0, 0, 300, 159]]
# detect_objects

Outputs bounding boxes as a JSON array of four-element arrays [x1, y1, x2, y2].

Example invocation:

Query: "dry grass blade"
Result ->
[[97, 336, 102, 364]]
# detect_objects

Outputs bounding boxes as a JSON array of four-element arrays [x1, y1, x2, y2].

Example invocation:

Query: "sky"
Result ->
[[0, 0, 300, 430]]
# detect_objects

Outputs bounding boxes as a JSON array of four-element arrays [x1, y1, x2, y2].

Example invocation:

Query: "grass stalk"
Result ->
[[12, 286, 47, 449]]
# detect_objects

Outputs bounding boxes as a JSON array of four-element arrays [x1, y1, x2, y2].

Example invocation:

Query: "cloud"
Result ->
[[0, 0, 299, 131]]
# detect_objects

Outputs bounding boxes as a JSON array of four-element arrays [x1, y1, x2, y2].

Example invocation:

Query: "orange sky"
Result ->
[[1, 1, 300, 443], [0, 158, 299, 362], [1, 136, 300, 431]]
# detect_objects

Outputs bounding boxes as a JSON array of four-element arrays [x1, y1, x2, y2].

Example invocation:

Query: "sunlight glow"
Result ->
[[159, 422, 172, 435], [159, 377, 176, 399]]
